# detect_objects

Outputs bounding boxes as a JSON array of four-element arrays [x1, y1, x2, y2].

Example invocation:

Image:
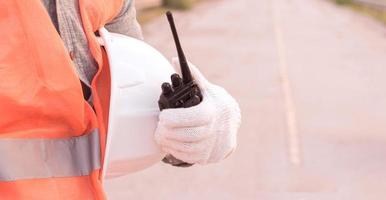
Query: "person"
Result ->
[[0, 0, 241, 199]]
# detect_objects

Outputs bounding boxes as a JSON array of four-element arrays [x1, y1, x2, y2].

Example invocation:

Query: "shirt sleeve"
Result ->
[[105, 0, 144, 40]]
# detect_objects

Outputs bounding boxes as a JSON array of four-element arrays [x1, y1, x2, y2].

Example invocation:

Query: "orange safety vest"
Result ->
[[0, 0, 124, 199]]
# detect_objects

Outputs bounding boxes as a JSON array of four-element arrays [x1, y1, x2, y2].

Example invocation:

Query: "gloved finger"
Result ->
[[161, 146, 209, 164], [158, 137, 214, 155], [158, 99, 215, 128], [155, 124, 214, 144], [171, 57, 211, 87]]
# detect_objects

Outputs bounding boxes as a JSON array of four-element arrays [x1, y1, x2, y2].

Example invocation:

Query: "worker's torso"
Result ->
[[42, 0, 98, 88], [0, 0, 123, 199]]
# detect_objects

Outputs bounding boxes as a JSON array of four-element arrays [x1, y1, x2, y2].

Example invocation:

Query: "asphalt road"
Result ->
[[105, 0, 386, 199]]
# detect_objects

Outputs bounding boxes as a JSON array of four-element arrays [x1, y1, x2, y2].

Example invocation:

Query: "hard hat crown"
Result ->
[[99, 28, 175, 179]]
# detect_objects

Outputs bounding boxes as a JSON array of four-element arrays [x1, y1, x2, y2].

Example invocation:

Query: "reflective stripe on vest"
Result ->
[[0, 130, 100, 181]]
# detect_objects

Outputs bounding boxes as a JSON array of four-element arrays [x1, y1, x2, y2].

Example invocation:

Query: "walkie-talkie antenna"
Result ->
[[166, 11, 192, 84]]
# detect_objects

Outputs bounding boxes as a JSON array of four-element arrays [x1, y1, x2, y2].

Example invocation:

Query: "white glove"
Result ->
[[154, 58, 241, 165]]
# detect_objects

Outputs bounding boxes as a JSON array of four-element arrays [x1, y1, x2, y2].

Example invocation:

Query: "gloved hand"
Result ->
[[154, 58, 241, 165]]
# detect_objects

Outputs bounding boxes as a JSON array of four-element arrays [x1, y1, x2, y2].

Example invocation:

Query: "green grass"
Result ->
[[138, 0, 203, 24], [162, 0, 198, 10], [335, 0, 353, 5], [335, 0, 386, 25], [137, 6, 168, 24]]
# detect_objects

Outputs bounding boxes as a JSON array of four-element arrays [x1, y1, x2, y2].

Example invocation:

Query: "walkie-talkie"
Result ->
[[158, 11, 203, 167]]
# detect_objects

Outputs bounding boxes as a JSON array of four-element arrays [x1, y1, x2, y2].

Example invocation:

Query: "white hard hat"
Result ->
[[98, 28, 175, 179]]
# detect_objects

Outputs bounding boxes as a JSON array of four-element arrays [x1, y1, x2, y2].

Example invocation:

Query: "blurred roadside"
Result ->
[[136, 0, 386, 25], [106, 0, 386, 199], [334, 0, 386, 24]]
